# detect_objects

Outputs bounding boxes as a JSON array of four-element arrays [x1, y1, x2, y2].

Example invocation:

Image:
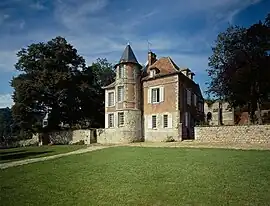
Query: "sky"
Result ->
[[0, 0, 269, 108]]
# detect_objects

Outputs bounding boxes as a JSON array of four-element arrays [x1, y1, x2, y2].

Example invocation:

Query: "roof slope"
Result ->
[[148, 57, 179, 74], [119, 45, 139, 64]]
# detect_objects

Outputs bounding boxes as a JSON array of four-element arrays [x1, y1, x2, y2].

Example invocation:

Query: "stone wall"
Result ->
[[43, 129, 92, 145], [195, 125, 270, 144]]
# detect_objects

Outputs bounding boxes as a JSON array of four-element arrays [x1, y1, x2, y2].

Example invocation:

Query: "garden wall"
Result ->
[[195, 125, 270, 144]]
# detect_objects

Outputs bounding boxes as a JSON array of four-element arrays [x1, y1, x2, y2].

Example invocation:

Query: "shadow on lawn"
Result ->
[[0, 151, 52, 162], [0, 150, 27, 155]]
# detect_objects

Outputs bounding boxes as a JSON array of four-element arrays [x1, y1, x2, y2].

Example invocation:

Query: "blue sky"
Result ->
[[0, 0, 269, 108]]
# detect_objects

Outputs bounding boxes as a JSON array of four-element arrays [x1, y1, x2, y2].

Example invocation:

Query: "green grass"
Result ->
[[1, 147, 270, 205], [0, 145, 86, 163]]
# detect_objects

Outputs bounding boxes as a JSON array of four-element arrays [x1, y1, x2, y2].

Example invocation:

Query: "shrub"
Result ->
[[165, 136, 175, 142]]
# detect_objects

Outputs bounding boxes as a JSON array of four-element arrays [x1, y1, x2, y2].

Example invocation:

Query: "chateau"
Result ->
[[101, 44, 204, 143]]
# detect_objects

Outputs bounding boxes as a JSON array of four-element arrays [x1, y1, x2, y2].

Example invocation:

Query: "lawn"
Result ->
[[0, 145, 86, 163], [1, 147, 270, 205]]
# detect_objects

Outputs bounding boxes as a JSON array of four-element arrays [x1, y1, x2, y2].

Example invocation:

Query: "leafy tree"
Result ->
[[207, 13, 270, 124], [11, 36, 88, 133], [78, 58, 115, 128], [11, 36, 115, 134]]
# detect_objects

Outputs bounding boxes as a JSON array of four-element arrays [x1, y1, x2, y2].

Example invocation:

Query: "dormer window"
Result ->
[[150, 70, 156, 77]]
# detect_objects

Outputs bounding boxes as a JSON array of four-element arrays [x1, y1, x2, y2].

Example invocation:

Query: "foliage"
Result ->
[[204, 98, 216, 107], [11, 36, 115, 134], [207, 13, 270, 124], [165, 136, 175, 142]]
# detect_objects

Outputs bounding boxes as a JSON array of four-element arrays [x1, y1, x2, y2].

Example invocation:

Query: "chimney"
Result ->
[[148, 51, 157, 66]]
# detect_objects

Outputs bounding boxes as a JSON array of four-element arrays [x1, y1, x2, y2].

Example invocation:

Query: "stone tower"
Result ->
[[113, 44, 142, 142]]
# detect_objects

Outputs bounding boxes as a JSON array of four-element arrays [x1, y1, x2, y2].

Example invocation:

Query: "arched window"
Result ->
[[206, 112, 212, 122]]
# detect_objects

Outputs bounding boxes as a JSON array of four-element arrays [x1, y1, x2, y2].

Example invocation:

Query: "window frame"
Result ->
[[118, 65, 125, 78], [117, 86, 124, 102], [108, 113, 114, 128], [187, 89, 191, 105], [108, 91, 115, 107], [163, 114, 168, 128], [151, 88, 160, 103], [152, 115, 157, 129], [118, 112, 124, 127]]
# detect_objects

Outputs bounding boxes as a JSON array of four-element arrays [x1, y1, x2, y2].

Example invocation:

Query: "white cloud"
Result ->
[[0, 94, 13, 108], [30, 0, 46, 10], [0, 0, 263, 95]]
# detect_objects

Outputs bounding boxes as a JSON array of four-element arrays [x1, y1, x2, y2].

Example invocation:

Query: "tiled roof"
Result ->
[[148, 57, 179, 74]]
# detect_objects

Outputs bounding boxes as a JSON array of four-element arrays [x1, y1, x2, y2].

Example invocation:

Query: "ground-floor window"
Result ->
[[118, 112, 124, 126], [152, 115, 157, 128], [163, 115, 168, 128], [108, 113, 114, 128]]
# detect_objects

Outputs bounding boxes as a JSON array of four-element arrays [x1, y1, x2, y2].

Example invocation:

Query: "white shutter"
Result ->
[[168, 113, 173, 128], [105, 92, 108, 107], [114, 113, 117, 128], [160, 86, 164, 102], [148, 88, 151, 104], [147, 116, 152, 128], [105, 114, 108, 128]]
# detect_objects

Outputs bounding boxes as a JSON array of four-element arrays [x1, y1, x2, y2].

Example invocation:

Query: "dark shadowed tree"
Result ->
[[207, 13, 270, 124], [78, 58, 115, 127], [11, 36, 88, 133]]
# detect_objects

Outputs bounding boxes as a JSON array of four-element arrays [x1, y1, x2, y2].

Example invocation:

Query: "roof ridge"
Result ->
[[167, 57, 180, 71]]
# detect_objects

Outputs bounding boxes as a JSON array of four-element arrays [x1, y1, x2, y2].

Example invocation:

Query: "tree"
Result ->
[[11, 36, 88, 133], [207, 13, 270, 124], [78, 58, 115, 128]]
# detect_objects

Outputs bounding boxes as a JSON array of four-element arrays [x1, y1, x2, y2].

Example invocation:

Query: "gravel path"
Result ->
[[0, 145, 111, 170], [1, 141, 269, 170]]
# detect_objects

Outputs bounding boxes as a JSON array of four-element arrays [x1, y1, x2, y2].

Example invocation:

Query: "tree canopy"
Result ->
[[10, 36, 115, 135], [207, 13, 270, 123]]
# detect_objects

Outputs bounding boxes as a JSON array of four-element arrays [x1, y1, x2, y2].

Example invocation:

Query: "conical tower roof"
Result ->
[[114, 44, 142, 68], [119, 44, 138, 64]]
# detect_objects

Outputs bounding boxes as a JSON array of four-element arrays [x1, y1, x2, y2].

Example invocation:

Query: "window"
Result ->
[[118, 112, 124, 126], [118, 65, 124, 78], [108, 114, 114, 128], [150, 70, 156, 77], [117, 86, 124, 102], [108, 92, 114, 106], [185, 112, 189, 127], [193, 94, 197, 106], [187, 89, 191, 105], [152, 115, 157, 128], [152, 88, 160, 103], [163, 115, 168, 128], [148, 86, 164, 104]]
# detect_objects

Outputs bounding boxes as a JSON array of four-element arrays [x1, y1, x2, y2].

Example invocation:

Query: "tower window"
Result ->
[[118, 112, 124, 126], [119, 65, 124, 78], [108, 92, 114, 107], [108, 113, 114, 128], [117, 86, 124, 102]]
